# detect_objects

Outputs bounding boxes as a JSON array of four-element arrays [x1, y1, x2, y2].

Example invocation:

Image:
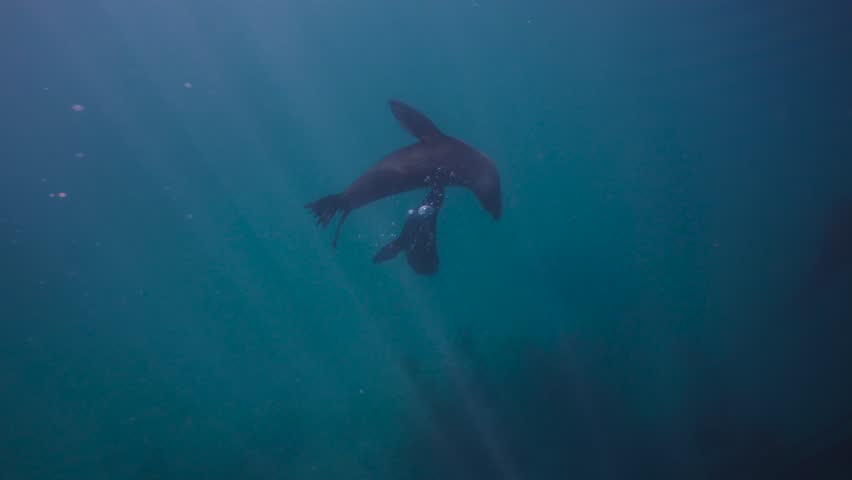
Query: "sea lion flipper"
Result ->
[[406, 239, 438, 275], [374, 239, 404, 263], [388, 99, 444, 142], [305, 194, 349, 248], [331, 210, 349, 249], [305, 194, 343, 228]]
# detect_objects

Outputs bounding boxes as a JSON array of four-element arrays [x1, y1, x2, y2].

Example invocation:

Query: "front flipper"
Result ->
[[388, 100, 444, 142], [373, 239, 404, 264]]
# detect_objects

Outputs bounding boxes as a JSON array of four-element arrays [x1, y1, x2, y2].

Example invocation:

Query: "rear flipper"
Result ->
[[405, 232, 439, 274], [305, 194, 342, 227], [305, 194, 349, 247], [374, 186, 444, 275]]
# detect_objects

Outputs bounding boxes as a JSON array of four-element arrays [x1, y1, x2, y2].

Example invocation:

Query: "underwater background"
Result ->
[[2, 0, 851, 478]]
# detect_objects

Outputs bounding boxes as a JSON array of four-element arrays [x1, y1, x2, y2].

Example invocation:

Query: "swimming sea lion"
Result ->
[[373, 185, 445, 275], [305, 99, 501, 247]]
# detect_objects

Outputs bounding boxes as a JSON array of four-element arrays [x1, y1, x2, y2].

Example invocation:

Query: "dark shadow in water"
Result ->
[[788, 198, 852, 322], [806, 199, 852, 288], [393, 331, 852, 480], [776, 198, 852, 406]]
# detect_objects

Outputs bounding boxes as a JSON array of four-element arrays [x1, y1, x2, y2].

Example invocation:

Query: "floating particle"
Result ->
[[183, 82, 193, 89], [184, 213, 193, 220], [49, 193, 56, 198], [57, 192, 67, 198], [74, 152, 86, 159], [71, 104, 85, 112], [41, 178, 47, 182]]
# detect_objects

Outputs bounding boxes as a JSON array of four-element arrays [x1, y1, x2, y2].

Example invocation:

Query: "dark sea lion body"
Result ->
[[373, 185, 445, 275], [306, 100, 501, 247]]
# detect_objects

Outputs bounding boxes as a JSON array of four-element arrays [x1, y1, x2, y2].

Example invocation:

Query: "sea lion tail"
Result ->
[[305, 194, 350, 248], [305, 194, 343, 228]]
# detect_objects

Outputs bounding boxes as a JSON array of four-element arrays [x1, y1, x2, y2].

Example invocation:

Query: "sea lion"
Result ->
[[373, 185, 445, 275], [305, 99, 501, 247]]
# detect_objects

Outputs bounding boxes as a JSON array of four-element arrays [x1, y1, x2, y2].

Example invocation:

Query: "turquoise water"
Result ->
[[3, 1, 851, 478]]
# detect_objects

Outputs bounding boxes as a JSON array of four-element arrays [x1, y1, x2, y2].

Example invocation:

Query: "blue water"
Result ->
[[2, 1, 851, 478]]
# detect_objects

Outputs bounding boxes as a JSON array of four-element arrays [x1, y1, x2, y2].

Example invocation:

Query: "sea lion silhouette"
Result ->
[[305, 99, 501, 247], [373, 185, 445, 275]]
